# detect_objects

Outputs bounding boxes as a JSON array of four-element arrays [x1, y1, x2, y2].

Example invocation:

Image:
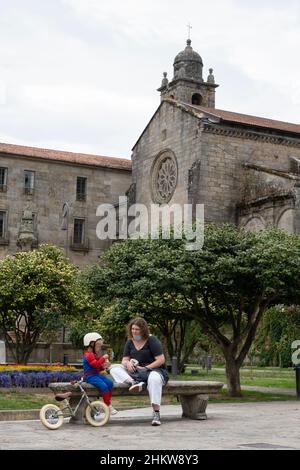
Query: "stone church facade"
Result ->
[[132, 39, 300, 235], [1, 38, 300, 268]]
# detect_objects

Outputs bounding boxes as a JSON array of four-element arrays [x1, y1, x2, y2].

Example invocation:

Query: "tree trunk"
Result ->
[[225, 357, 242, 397], [6, 334, 37, 365]]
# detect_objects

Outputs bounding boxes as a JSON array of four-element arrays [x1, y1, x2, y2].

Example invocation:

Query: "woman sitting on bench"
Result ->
[[110, 317, 168, 426]]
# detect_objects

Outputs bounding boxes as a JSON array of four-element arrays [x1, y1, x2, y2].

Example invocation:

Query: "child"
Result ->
[[83, 332, 118, 415]]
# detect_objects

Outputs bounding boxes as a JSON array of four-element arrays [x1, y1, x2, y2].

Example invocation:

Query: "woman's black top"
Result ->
[[123, 335, 165, 368]]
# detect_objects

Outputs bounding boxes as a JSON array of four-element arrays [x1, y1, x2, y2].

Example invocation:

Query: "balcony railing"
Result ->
[[24, 187, 35, 196], [0, 233, 9, 245], [76, 192, 86, 202]]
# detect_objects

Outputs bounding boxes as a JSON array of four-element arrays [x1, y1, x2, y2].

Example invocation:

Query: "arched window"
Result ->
[[277, 208, 295, 234], [192, 93, 202, 105]]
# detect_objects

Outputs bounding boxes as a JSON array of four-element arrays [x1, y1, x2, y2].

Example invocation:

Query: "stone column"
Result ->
[[0, 340, 6, 364]]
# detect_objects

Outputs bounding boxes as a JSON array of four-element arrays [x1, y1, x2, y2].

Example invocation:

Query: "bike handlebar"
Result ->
[[70, 378, 84, 386]]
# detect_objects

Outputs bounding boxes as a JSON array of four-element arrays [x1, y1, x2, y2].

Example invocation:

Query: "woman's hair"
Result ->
[[127, 317, 150, 340]]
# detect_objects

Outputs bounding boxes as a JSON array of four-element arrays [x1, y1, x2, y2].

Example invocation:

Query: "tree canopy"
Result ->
[[83, 224, 300, 395], [0, 245, 92, 363]]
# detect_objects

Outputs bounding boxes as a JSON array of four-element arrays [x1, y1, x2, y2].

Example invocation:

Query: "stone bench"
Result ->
[[49, 380, 224, 424]]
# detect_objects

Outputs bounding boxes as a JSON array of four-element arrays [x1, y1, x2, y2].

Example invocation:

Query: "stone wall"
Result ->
[[199, 124, 300, 224], [132, 101, 203, 212], [133, 99, 300, 230]]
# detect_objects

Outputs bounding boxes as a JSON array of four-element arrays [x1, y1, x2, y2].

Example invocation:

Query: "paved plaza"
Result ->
[[1, 401, 300, 450]]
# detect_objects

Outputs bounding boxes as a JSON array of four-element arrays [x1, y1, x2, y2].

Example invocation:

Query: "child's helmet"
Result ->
[[83, 332, 103, 346]]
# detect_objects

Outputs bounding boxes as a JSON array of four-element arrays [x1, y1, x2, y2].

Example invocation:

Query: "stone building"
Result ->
[[132, 39, 300, 234], [0, 143, 131, 267], [0, 144, 132, 362], [2, 38, 300, 363], [2, 38, 300, 264]]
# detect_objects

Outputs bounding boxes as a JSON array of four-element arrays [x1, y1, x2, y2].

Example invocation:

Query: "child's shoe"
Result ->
[[109, 405, 118, 415]]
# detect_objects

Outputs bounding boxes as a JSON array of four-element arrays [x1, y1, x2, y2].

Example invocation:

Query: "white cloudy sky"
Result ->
[[0, 0, 300, 159]]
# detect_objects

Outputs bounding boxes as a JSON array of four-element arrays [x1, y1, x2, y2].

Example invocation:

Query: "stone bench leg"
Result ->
[[178, 394, 208, 420], [68, 396, 88, 425]]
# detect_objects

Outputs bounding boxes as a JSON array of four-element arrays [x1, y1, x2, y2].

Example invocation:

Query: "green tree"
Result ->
[[254, 305, 300, 367], [183, 225, 300, 395], [67, 304, 127, 359], [83, 238, 203, 372], [83, 225, 300, 396], [0, 245, 91, 364]]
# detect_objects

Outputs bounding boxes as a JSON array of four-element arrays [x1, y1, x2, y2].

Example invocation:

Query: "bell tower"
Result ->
[[157, 38, 219, 108]]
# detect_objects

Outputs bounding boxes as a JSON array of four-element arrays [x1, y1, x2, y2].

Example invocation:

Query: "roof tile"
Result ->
[[0, 142, 132, 171], [189, 104, 300, 135]]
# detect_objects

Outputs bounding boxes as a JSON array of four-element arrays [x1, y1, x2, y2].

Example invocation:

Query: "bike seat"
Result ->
[[54, 392, 72, 401]]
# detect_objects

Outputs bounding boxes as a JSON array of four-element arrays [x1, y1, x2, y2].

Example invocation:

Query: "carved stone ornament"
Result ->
[[17, 210, 37, 251], [151, 151, 178, 204]]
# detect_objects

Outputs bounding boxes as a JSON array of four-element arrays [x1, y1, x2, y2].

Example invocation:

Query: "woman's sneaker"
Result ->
[[109, 405, 118, 415], [129, 381, 145, 393], [151, 411, 161, 426]]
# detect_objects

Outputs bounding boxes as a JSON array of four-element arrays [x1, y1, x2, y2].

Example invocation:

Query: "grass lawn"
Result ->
[[0, 390, 54, 410], [180, 365, 296, 389]]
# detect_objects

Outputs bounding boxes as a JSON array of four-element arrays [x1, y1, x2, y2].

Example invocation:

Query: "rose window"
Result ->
[[151, 152, 178, 203], [156, 158, 177, 199]]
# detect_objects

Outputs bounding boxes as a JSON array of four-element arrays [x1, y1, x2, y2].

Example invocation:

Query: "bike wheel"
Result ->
[[39, 404, 64, 430], [85, 401, 110, 427]]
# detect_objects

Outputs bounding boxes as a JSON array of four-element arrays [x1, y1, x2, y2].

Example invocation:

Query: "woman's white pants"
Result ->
[[110, 365, 163, 407]]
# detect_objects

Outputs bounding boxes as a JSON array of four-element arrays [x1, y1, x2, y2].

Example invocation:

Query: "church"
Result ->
[[1, 38, 300, 266], [132, 38, 300, 236]]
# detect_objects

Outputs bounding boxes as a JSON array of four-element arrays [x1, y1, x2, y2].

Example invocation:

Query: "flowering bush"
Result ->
[[0, 370, 83, 388], [0, 365, 83, 388], [0, 364, 78, 372]]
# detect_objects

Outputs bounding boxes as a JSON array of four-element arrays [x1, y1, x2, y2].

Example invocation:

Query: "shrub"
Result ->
[[0, 370, 82, 388]]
